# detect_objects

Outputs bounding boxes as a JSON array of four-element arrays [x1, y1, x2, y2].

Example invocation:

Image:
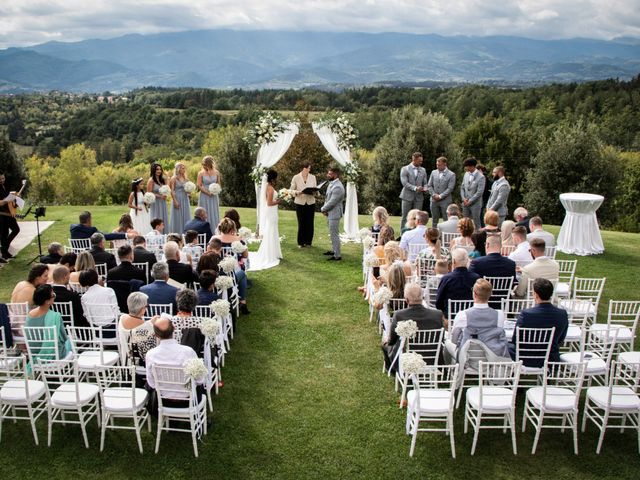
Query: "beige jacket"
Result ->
[[290, 173, 317, 205], [514, 256, 560, 297]]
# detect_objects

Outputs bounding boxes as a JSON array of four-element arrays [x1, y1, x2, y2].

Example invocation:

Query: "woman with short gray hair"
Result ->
[[118, 291, 156, 365]]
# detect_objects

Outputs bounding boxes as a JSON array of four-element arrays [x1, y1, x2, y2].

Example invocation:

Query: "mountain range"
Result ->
[[0, 29, 639, 92]]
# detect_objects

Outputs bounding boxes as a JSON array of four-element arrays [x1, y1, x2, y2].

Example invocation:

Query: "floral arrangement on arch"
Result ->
[[249, 165, 269, 185], [317, 112, 358, 151], [244, 111, 289, 150], [342, 161, 361, 183]]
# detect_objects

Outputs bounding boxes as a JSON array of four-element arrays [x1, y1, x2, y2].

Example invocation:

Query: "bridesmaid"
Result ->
[[169, 162, 191, 234], [197, 155, 221, 232], [146, 162, 169, 227]]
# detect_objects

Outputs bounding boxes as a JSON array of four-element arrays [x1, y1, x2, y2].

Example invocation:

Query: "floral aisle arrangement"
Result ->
[[219, 256, 239, 274], [200, 317, 222, 339], [183, 357, 207, 381], [184, 181, 197, 194], [362, 235, 375, 251], [210, 299, 231, 318], [358, 228, 372, 240], [317, 112, 357, 151], [400, 352, 428, 375], [208, 183, 222, 195], [215, 275, 234, 291], [143, 192, 156, 205], [231, 240, 247, 254], [373, 286, 393, 306], [363, 253, 379, 268], [395, 320, 418, 339]]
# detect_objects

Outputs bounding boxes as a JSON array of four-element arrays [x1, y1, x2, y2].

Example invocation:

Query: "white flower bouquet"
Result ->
[[158, 185, 171, 196], [373, 286, 393, 306], [363, 253, 379, 268], [277, 188, 295, 204], [183, 357, 207, 381], [358, 228, 372, 240], [395, 320, 418, 339], [215, 275, 234, 291], [184, 181, 197, 194], [208, 183, 221, 195], [210, 299, 231, 318], [362, 236, 375, 250], [200, 317, 222, 339], [400, 352, 428, 375], [219, 256, 238, 274], [231, 240, 247, 254], [143, 192, 156, 205], [238, 227, 253, 240]]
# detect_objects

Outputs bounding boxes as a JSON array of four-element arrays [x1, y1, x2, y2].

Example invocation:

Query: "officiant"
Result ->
[[290, 162, 317, 248]]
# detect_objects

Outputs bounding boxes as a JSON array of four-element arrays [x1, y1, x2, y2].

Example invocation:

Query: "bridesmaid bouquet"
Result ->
[[159, 185, 170, 196], [184, 181, 197, 194], [208, 183, 222, 195], [143, 192, 156, 205], [238, 227, 253, 240]]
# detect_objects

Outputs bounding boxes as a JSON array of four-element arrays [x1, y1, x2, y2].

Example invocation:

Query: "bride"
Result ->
[[249, 169, 282, 271]]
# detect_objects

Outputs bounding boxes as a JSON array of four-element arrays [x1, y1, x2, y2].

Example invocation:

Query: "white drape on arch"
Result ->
[[255, 124, 299, 233], [312, 123, 360, 238]]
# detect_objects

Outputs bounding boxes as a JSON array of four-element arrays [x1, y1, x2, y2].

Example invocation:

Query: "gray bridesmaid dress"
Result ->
[[198, 173, 220, 231], [169, 179, 191, 234], [150, 182, 169, 227]]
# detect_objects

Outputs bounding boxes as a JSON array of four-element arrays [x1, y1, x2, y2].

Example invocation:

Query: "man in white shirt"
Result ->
[[437, 204, 460, 234], [79, 269, 119, 318], [508, 226, 533, 268], [145, 218, 165, 249], [514, 238, 559, 297], [399, 210, 429, 253], [527, 216, 555, 247]]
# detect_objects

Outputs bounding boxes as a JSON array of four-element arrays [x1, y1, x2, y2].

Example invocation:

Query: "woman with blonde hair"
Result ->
[[70, 251, 96, 283], [373, 262, 407, 310], [169, 162, 191, 234], [401, 208, 420, 235], [379, 241, 412, 282], [500, 220, 516, 247], [372, 206, 390, 233], [197, 155, 221, 232]]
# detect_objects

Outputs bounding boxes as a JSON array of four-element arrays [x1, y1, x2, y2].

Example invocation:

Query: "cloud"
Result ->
[[0, 0, 639, 49]]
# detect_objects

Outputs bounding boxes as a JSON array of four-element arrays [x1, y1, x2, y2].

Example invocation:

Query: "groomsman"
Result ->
[[398, 152, 428, 232], [485, 166, 511, 226], [321, 166, 345, 261], [460, 157, 485, 230], [426, 156, 456, 227]]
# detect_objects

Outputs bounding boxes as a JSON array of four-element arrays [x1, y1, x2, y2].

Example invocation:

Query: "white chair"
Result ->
[[96, 364, 151, 453], [183, 233, 207, 250], [556, 260, 578, 298], [416, 256, 437, 282], [195, 304, 231, 353], [220, 246, 235, 258], [395, 329, 445, 407], [558, 298, 591, 352], [464, 361, 522, 455], [0, 354, 47, 445], [526, 277, 558, 303], [6, 302, 29, 348], [132, 262, 150, 283], [23, 326, 61, 366], [51, 301, 75, 327], [558, 277, 606, 324], [82, 303, 120, 348], [406, 364, 459, 457], [68, 238, 91, 252], [513, 327, 555, 384], [441, 232, 460, 247], [560, 325, 620, 387], [95, 262, 109, 279], [67, 326, 120, 378], [146, 304, 173, 319], [34, 358, 100, 448], [544, 246, 557, 259], [422, 275, 440, 307], [523, 361, 587, 454], [407, 242, 427, 262], [501, 298, 535, 340], [69, 282, 88, 295], [447, 299, 474, 336], [152, 365, 208, 457], [484, 276, 514, 307], [591, 300, 640, 353], [582, 360, 640, 454]]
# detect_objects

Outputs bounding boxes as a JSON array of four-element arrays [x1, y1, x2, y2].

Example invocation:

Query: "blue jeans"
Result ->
[[235, 268, 247, 300]]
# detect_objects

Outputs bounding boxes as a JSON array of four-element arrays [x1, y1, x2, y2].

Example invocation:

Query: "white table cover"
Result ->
[[557, 193, 605, 256]]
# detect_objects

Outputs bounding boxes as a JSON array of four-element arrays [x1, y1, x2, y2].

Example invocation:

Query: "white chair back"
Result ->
[[514, 327, 555, 369], [146, 303, 173, 319], [606, 300, 640, 350], [406, 328, 444, 366], [51, 301, 74, 326], [526, 277, 558, 302], [7, 302, 29, 346], [23, 325, 59, 366], [573, 277, 606, 310], [68, 238, 91, 251], [484, 276, 514, 306], [69, 282, 88, 294], [95, 263, 108, 279], [407, 243, 427, 262], [441, 232, 461, 247], [544, 246, 557, 259], [556, 259, 578, 297], [501, 245, 516, 256], [132, 262, 149, 283], [476, 361, 521, 408], [447, 299, 474, 333], [538, 361, 586, 411]]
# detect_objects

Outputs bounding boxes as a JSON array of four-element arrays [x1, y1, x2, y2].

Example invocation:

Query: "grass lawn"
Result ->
[[0, 205, 639, 480]]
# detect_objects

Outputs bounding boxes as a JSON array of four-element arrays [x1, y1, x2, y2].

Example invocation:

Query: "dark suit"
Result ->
[[40, 252, 62, 264], [107, 261, 147, 284], [435, 267, 481, 315], [383, 304, 444, 371], [182, 217, 213, 244], [196, 288, 219, 305], [516, 216, 531, 234], [70, 223, 126, 241], [509, 303, 569, 366], [167, 259, 198, 287], [133, 246, 157, 270], [52, 285, 88, 327], [140, 280, 179, 312], [469, 252, 517, 308], [90, 246, 117, 270]]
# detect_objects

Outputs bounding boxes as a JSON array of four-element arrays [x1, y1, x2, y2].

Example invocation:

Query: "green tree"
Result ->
[[55, 144, 98, 204], [215, 126, 255, 209], [0, 135, 26, 191]]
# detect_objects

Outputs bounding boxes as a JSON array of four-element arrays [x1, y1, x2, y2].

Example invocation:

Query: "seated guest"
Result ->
[[145, 218, 165, 249], [11, 264, 49, 306], [196, 270, 219, 305], [449, 217, 475, 253], [89, 232, 117, 270], [435, 248, 481, 316], [514, 207, 531, 234], [215, 218, 249, 313], [50, 251, 78, 283], [140, 262, 178, 313], [472, 210, 500, 256], [183, 207, 213, 245], [118, 291, 156, 366], [107, 245, 147, 284], [378, 241, 412, 282], [223, 208, 242, 231], [183, 230, 204, 264], [51, 265, 88, 327], [40, 242, 63, 264], [70, 210, 129, 241], [372, 225, 395, 260], [417, 227, 443, 260], [373, 262, 406, 310], [400, 208, 420, 236], [70, 251, 96, 283], [527, 216, 556, 247], [437, 204, 460, 235], [132, 235, 157, 270], [26, 284, 72, 359], [501, 220, 516, 247], [508, 226, 532, 267], [197, 238, 222, 274], [445, 278, 508, 361], [145, 316, 202, 406], [163, 241, 198, 288], [371, 206, 391, 234], [175, 288, 198, 317], [509, 278, 569, 366], [382, 283, 445, 373], [514, 238, 560, 298], [79, 268, 119, 314], [112, 214, 140, 247], [399, 210, 428, 252], [469, 234, 517, 280], [166, 233, 191, 265]]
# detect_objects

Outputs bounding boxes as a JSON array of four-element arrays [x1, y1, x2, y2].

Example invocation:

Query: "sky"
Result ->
[[1, 0, 639, 49]]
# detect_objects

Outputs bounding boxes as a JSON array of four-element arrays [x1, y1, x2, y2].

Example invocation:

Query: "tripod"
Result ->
[[27, 206, 46, 265]]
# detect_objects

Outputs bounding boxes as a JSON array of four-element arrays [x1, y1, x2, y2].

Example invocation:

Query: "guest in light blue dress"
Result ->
[[197, 156, 221, 232], [169, 162, 191, 235], [147, 162, 169, 227]]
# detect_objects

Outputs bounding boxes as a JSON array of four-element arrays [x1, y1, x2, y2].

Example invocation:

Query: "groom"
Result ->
[[321, 166, 346, 261]]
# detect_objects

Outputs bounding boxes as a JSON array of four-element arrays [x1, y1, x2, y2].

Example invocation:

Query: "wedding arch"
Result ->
[[247, 112, 360, 240]]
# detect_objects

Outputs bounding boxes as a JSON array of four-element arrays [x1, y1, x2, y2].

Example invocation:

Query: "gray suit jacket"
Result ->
[[486, 177, 511, 216], [321, 179, 345, 220], [427, 168, 456, 202], [460, 170, 486, 206], [399, 164, 428, 202]]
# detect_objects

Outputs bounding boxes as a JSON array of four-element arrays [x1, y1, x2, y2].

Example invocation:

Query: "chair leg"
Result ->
[[471, 415, 480, 456], [596, 412, 609, 454], [449, 415, 456, 459], [133, 413, 143, 454], [27, 404, 39, 445], [155, 413, 163, 454], [47, 406, 53, 447], [572, 413, 579, 455], [409, 422, 418, 457], [191, 416, 199, 457], [100, 412, 108, 452], [531, 412, 543, 455], [510, 411, 518, 455], [77, 408, 90, 449]]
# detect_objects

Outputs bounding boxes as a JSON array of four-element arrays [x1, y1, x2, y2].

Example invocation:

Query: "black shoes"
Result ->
[[327, 256, 342, 261], [239, 304, 251, 315], [0, 258, 7, 264], [2, 252, 13, 259], [323, 251, 335, 256]]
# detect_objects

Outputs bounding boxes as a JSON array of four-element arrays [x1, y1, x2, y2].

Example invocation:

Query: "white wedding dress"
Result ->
[[130, 191, 151, 234], [249, 188, 282, 271]]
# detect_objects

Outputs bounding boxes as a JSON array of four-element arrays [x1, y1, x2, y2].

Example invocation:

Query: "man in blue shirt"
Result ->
[[435, 248, 481, 316], [183, 207, 213, 245]]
